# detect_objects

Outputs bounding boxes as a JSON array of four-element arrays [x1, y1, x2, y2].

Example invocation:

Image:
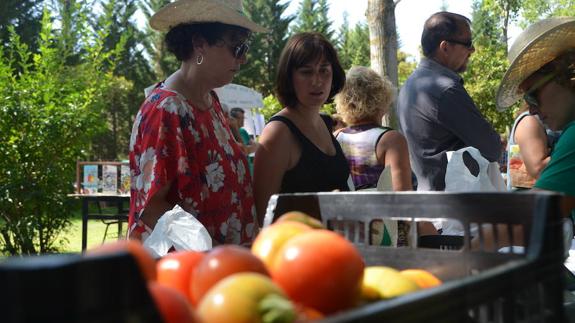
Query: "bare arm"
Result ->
[[140, 179, 175, 230], [514, 115, 550, 178], [376, 130, 412, 191], [376, 130, 437, 235], [253, 122, 294, 226]]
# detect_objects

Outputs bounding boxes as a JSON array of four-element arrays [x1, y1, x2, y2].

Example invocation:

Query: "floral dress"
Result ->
[[128, 86, 258, 246]]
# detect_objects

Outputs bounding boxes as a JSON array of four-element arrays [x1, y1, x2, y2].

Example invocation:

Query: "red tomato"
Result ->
[[271, 230, 365, 315], [197, 273, 295, 323], [157, 250, 204, 303], [191, 245, 269, 305], [87, 240, 157, 281], [148, 282, 199, 323], [251, 221, 312, 270]]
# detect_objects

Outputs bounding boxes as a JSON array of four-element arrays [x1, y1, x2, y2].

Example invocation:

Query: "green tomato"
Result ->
[[197, 272, 296, 323]]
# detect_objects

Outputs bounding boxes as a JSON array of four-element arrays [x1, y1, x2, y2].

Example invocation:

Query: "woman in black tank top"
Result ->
[[253, 32, 350, 224]]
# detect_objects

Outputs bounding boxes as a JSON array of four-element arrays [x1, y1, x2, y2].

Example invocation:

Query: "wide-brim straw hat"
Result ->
[[496, 17, 575, 111], [150, 0, 267, 33]]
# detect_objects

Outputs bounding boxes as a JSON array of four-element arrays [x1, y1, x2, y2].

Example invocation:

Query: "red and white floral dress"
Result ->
[[128, 87, 258, 246]]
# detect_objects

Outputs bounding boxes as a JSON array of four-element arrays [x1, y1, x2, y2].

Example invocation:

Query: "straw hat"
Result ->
[[150, 0, 267, 33], [496, 17, 575, 111]]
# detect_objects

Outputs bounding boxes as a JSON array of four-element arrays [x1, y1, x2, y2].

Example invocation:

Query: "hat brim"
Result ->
[[496, 19, 575, 111], [150, 0, 268, 33]]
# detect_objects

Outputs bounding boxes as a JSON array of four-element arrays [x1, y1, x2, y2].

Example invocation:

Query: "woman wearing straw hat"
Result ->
[[496, 17, 575, 196], [128, 0, 266, 245], [496, 17, 575, 252]]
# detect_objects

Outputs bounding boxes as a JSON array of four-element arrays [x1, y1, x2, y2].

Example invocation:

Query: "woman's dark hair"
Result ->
[[165, 22, 250, 61], [421, 12, 471, 58], [275, 32, 346, 109]]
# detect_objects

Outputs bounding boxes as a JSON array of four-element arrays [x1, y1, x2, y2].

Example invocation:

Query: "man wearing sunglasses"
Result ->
[[397, 11, 501, 191]]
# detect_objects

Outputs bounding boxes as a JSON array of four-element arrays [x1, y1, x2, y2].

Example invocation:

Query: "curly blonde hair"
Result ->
[[334, 66, 395, 125]]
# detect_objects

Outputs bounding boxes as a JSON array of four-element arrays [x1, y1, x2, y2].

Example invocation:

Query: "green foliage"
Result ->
[[519, 0, 575, 26], [261, 94, 283, 122], [0, 0, 43, 53], [0, 8, 125, 255], [138, 0, 178, 79], [338, 19, 370, 71], [463, 43, 514, 134], [239, 0, 294, 96], [260, 95, 335, 123], [397, 51, 417, 87], [91, 0, 152, 159]]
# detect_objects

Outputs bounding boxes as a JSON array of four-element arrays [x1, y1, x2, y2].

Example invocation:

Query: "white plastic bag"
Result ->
[[442, 147, 506, 235], [143, 205, 212, 257], [445, 146, 505, 192]]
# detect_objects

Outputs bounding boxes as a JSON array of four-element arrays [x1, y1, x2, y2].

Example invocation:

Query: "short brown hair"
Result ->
[[275, 32, 345, 108], [421, 12, 471, 58], [165, 22, 250, 61]]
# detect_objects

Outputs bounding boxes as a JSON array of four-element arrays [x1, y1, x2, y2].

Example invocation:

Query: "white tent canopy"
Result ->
[[214, 83, 265, 136]]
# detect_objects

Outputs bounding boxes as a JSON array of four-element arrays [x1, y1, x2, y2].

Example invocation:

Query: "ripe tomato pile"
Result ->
[[88, 212, 442, 323]]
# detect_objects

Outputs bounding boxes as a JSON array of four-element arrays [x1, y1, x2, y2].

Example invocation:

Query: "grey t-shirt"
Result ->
[[397, 58, 501, 191]]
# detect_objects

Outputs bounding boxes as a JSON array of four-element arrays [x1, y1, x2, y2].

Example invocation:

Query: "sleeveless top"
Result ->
[[506, 111, 561, 190], [269, 115, 351, 193], [336, 124, 391, 190]]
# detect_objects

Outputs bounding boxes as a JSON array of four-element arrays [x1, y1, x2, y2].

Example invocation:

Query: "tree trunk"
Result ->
[[367, 0, 400, 126]]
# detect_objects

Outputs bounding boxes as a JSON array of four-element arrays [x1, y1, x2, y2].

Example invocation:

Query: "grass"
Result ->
[[58, 202, 128, 253]]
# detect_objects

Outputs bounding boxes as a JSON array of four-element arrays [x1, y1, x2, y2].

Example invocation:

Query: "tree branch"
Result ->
[[394, 0, 402, 8]]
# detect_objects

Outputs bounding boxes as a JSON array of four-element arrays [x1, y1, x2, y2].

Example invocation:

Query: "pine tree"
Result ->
[[292, 0, 334, 42], [239, 0, 293, 96], [49, 0, 93, 65], [337, 14, 352, 70], [0, 0, 42, 52], [138, 0, 178, 79], [348, 22, 370, 68], [92, 0, 157, 159]]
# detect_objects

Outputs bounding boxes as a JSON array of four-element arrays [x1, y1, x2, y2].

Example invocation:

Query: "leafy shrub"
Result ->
[[0, 9, 127, 255]]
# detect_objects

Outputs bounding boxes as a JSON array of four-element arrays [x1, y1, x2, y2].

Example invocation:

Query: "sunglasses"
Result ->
[[446, 39, 474, 50], [219, 38, 250, 59], [523, 72, 557, 114]]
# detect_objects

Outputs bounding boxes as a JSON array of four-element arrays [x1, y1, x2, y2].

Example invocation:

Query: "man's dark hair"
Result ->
[[275, 32, 346, 109], [421, 12, 471, 58], [230, 107, 245, 118], [165, 22, 250, 61]]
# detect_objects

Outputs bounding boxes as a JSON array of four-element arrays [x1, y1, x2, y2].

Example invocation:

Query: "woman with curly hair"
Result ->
[[335, 66, 437, 245], [334, 66, 411, 191]]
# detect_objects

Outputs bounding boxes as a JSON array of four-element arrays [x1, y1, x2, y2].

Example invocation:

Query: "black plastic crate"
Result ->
[[264, 191, 566, 323], [0, 251, 162, 323]]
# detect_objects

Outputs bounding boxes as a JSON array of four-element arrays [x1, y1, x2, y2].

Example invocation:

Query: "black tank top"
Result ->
[[269, 115, 351, 193]]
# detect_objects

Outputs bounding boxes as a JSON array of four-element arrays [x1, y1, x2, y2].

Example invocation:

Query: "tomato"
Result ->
[[270, 230, 365, 315], [191, 245, 269, 305], [86, 239, 157, 281], [197, 272, 295, 323], [148, 282, 199, 323], [157, 250, 204, 302], [251, 221, 312, 269], [275, 211, 324, 229]]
